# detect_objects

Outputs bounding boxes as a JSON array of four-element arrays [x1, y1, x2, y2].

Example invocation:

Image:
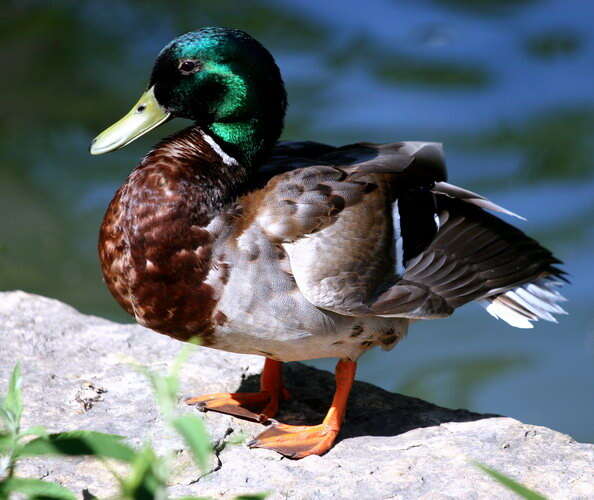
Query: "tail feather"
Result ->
[[480, 277, 567, 329]]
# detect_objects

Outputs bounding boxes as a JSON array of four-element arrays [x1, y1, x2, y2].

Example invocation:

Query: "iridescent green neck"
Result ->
[[204, 63, 284, 168], [208, 120, 270, 168]]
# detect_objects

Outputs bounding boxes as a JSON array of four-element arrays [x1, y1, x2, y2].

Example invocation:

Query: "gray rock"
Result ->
[[0, 291, 592, 499]]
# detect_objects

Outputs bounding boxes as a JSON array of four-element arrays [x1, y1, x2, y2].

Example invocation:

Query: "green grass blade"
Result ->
[[0, 432, 17, 478], [0, 408, 12, 430], [0, 363, 23, 432], [117, 445, 167, 499], [6, 364, 23, 421], [0, 431, 14, 452], [171, 415, 212, 472], [19, 425, 48, 438], [132, 342, 198, 419], [235, 494, 269, 500], [0, 477, 76, 499], [19, 430, 136, 462], [474, 463, 547, 500], [133, 364, 178, 419]]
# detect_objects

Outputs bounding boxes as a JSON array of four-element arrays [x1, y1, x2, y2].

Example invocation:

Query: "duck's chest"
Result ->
[[99, 163, 230, 342], [99, 175, 410, 360]]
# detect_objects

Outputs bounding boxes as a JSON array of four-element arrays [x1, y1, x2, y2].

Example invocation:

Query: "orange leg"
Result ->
[[248, 359, 356, 459], [185, 358, 290, 423]]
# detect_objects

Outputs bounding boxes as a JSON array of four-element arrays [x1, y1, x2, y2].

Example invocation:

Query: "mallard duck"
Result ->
[[90, 27, 567, 458]]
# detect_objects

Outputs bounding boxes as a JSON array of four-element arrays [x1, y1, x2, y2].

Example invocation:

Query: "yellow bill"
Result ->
[[90, 86, 170, 155]]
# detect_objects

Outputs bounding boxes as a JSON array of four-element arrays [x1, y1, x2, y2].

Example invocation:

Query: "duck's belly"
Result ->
[[208, 313, 409, 362]]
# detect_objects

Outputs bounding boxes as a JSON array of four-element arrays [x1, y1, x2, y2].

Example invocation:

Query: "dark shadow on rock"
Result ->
[[235, 362, 497, 443]]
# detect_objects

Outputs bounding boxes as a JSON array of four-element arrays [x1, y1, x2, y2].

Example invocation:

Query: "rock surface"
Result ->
[[0, 291, 592, 499]]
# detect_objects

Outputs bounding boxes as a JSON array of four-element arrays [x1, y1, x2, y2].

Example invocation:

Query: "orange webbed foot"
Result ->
[[185, 358, 290, 423], [248, 422, 339, 458], [249, 359, 356, 459]]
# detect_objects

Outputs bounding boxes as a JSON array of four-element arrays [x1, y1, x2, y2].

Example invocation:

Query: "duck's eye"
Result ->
[[178, 59, 200, 75]]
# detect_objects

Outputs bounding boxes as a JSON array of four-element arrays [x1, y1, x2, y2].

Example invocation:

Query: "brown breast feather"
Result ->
[[98, 127, 246, 344]]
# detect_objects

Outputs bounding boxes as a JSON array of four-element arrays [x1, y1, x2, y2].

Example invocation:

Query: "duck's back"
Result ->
[[220, 140, 566, 340]]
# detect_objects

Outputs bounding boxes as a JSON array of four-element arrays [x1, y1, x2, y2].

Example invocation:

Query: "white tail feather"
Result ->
[[480, 278, 567, 329]]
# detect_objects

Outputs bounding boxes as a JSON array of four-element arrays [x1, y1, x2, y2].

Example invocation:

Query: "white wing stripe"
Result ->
[[392, 200, 405, 276]]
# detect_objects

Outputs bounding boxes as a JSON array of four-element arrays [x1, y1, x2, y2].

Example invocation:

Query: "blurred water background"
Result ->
[[1, 0, 592, 442]]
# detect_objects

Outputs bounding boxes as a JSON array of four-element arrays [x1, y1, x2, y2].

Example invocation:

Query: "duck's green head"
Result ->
[[90, 27, 287, 167]]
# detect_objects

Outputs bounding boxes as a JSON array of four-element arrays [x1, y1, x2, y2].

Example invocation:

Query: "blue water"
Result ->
[[2, 0, 592, 442]]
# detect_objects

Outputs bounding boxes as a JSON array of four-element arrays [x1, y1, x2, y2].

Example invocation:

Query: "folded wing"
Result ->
[[241, 140, 567, 327]]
